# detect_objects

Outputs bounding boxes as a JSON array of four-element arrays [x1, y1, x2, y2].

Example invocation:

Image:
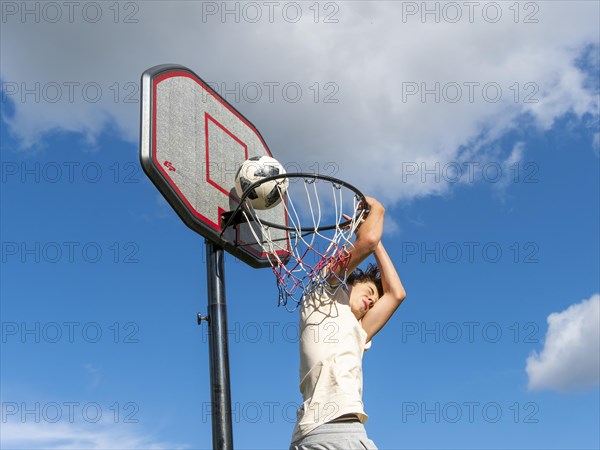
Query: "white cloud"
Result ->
[[84, 363, 102, 388], [0, 421, 191, 450], [1, 1, 598, 203], [526, 294, 600, 392], [490, 141, 525, 200], [382, 215, 401, 236]]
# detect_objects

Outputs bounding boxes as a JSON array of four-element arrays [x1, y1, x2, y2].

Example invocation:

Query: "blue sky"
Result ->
[[1, 2, 599, 449]]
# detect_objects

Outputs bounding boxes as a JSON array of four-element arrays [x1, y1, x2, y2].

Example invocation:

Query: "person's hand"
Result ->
[[342, 196, 384, 233], [362, 196, 384, 213]]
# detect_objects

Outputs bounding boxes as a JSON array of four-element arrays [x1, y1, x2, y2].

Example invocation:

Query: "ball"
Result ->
[[235, 156, 288, 210]]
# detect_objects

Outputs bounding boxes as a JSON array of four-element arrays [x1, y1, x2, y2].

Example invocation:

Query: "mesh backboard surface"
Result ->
[[140, 65, 288, 268]]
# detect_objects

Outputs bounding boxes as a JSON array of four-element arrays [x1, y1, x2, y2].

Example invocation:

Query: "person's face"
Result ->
[[349, 281, 380, 320]]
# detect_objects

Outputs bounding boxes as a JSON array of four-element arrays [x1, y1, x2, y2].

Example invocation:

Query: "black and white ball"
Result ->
[[235, 156, 288, 210]]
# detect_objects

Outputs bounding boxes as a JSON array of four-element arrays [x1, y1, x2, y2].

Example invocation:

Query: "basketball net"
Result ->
[[241, 176, 366, 311]]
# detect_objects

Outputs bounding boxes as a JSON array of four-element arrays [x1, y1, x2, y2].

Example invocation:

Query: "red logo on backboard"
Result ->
[[164, 161, 176, 172]]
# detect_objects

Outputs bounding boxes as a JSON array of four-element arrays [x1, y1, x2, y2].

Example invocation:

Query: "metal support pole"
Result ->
[[205, 240, 234, 450]]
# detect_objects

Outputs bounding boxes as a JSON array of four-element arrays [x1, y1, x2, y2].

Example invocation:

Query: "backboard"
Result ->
[[140, 64, 288, 268]]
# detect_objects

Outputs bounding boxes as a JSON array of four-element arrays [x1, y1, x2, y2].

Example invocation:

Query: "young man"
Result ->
[[289, 197, 406, 450]]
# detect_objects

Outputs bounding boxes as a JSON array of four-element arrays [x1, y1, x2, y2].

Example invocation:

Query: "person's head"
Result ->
[[347, 263, 383, 320]]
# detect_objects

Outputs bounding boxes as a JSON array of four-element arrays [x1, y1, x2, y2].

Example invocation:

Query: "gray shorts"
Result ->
[[289, 422, 378, 450]]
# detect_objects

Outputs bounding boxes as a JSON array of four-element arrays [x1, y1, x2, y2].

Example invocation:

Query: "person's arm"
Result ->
[[329, 196, 385, 282], [361, 241, 406, 342]]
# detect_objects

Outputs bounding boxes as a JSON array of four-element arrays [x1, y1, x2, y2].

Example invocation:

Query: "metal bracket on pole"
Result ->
[[197, 313, 209, 324]]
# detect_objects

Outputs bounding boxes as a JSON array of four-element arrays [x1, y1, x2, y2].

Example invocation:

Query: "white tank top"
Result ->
[[291, 282, 372, 443]]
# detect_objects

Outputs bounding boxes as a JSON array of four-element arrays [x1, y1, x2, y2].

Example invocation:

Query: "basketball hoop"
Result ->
[[221, 173, 368, 310]]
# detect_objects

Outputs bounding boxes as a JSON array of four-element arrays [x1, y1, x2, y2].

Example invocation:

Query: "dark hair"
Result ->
[[347, 263, 383, 298]]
